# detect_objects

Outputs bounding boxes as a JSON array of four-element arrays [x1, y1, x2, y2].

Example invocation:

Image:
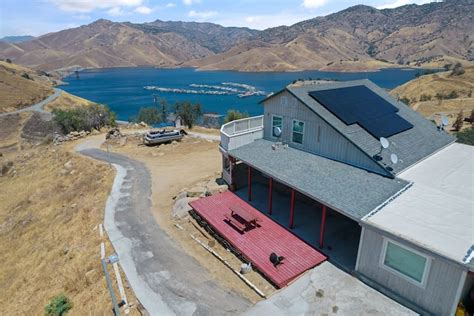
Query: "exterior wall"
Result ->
[[262, 91, 387, 175], [357, 227, 465, 315]]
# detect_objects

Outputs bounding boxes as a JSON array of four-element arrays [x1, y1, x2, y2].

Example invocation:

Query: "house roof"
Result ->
[[264, 79, 455, 175], [366, 143, 474, 267], [229, 139, 410, 221]]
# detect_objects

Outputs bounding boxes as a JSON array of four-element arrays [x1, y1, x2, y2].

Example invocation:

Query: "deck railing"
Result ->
[[220, 115, 264, 151]]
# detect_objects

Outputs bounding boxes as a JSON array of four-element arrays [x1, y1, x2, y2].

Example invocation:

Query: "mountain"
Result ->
[[0, 35, 35, 43], [189, 1, 474, 71], [0, 1, 472, 72]]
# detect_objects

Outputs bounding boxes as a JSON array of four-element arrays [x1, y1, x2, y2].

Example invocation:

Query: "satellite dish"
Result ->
[[390, 153, 399, 164], [380, 137, 390, 149], [273, 126, 282, 137], [441, 115, 449, 126]]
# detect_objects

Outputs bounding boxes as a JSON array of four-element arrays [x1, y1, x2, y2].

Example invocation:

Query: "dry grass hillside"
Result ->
[[0, 60, 54, 113], [391, 65, 474, 129], [45, 91, 96, 112], [0, 124, 140, 315]]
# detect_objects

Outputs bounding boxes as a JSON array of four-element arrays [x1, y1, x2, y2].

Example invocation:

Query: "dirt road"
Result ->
[[77, 146, 250, 315], [0, 88, 61, 118]]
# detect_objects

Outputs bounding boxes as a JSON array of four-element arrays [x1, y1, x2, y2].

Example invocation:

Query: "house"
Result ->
[[218, 79, 473, 315]]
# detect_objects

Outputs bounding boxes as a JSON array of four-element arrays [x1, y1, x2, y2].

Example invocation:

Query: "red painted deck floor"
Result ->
[[189, 191, 327, 288]]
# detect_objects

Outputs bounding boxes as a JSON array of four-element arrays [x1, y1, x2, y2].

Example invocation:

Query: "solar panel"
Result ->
[[309, 85, 413, 138]]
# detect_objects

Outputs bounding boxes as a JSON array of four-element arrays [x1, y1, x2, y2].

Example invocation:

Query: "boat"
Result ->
[[143, 129, 186, 145], [238, 91, 256, 98]]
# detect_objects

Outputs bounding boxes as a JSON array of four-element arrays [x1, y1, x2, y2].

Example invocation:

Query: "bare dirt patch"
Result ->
[[105, 134, 276, 303]]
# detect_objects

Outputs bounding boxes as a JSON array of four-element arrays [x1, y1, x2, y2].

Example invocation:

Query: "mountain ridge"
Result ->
[[0, 1, 472, 72]]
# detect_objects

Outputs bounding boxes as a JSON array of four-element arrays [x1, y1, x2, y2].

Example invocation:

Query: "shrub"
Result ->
[[456, 127, 474, 145], [445, 91, 459, 100], [419, 94, 432, 102], [452, 110, 464, 131], [21, 73, 32, 80], [175, 101, 202, 129], [6, 58, 11, 63], [133, 107, 162, 125], [45, 294, 72, 316], [224, 110, 249, 123], [451, 62, 465, 76], [400, 97, 410, 105], [53, 104, 116, 134]]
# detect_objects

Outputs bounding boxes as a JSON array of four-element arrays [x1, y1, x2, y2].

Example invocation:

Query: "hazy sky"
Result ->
[[0, 0, 437, 37]]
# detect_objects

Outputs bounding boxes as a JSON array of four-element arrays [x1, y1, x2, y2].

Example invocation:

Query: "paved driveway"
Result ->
[[0, 88, 61, 118], [245, 261, 416, 315], [79, 148, 250, 315]]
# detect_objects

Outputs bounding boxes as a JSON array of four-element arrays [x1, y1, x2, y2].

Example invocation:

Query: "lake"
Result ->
[[60, 67, 425, 121]]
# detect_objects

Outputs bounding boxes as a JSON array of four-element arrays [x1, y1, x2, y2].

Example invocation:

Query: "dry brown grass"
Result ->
[[0, 61, 54, 113], [0, 142, 139, 315], [45, 91, 96, 112]]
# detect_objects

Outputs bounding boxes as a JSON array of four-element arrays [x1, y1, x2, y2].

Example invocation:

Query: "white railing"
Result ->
[[220, 115, 264, 151]]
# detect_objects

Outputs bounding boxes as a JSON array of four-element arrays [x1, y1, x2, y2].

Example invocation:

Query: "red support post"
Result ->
[[268, 178, 273, 215], [319, 205, 327, 249], [247, 165, 252, 201], [289, 189, 295, 229]]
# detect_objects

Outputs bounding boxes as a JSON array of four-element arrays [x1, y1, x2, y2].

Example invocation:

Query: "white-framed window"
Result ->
[[292, 119, 305, 144], [379, 237, 431, 288], [272, 115, 283, 137]]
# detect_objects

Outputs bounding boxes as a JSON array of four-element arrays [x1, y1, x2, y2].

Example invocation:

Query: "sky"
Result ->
[[0, 0, 438, 37]]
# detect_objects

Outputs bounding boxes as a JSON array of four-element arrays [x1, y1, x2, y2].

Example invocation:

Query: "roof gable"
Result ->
[[286, 79, 455, 175]]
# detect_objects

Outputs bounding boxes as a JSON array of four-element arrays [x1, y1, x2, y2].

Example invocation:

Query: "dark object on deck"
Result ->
[[143, 129, 186, 145], [224, 204, 260, 232], [270, 252, 285, 267]]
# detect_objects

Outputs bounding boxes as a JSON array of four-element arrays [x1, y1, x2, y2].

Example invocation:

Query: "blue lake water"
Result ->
[[60, 67, 425, 121]]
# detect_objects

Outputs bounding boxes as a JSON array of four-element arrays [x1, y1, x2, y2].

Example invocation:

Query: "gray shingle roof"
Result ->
[[285, 79, 456, 175], [229, 139, 410, 220]]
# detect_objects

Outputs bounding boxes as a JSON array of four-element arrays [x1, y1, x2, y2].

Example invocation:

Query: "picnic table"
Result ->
[[225, 205, 260, 232]]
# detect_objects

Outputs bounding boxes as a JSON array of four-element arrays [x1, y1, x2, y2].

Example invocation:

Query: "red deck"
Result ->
[[189, 191, 327, 288]]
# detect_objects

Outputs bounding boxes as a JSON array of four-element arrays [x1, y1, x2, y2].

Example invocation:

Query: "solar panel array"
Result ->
[[309, 85, 413, 138]]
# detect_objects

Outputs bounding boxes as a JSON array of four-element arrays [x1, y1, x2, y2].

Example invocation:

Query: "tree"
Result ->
[[451, 62, 465, 76], [469, 109, 474, 126], [224, 110, 249, 123], [52, 104, 116, 134], [160, 99, 167, 123], [45, 294, 72, 316], [400, 97, 410, 105], [175, 101, 202, 129], [134, 107, 161, 125], [452, 110, 464, 131], [6, 58, 12, 64]]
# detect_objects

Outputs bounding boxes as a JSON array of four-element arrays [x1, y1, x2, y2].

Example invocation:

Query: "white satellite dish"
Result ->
[[380, 137, 390, 149], [390, 153, 399, 164], [441, 115, 449, 127], [273, 126, 282, 137]]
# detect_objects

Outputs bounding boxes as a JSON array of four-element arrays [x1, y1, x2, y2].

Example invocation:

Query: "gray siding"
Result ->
[[263, 91, 387, 175], [357, 227, 465, 316]]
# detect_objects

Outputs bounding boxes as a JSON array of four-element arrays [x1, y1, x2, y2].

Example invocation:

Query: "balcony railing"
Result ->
[[220, 115, 264, 151]]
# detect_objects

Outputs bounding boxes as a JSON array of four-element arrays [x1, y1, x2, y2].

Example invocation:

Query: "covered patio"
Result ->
[[226, 139, 410, 271]]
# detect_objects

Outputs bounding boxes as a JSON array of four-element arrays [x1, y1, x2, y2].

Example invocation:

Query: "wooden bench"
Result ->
[[224, 205, 260, 232]]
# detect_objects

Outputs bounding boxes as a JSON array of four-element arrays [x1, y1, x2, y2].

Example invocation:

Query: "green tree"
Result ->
[[399, 97, 410, 105], [45, 294, 72, 316], [52, 104, 116, 134], [134, 107, 162, 125], [175, 101, 202, 129], [224, 110, 249, 123]]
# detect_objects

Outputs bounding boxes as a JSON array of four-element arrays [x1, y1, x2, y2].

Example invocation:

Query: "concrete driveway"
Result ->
[[78, 147, 250, 315], [245, 261, 416, 315]]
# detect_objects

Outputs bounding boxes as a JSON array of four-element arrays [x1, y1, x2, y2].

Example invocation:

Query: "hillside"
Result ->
[[391, 65, 474, 129], [0, 1, 472, 72], [189, 1, 473, 71], [0, 35, 35, 43], [0, 60, 54, 113]]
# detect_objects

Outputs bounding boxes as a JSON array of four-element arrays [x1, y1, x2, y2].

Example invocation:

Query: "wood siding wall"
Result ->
[[357, 227, 465, 315], [262, 91, 386, 175]]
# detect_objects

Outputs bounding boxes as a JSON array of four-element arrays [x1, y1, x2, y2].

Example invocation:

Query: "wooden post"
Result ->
[[247, 165, 252, 201], [289, 189, 295, 229], [229, 156, 234, 189], [319, 205, 327, 249], [268, 178, 273, 215]]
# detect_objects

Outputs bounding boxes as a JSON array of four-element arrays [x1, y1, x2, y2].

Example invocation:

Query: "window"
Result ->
[[380, 238, 431, 287], [292, 120, 304, 144], [272, 115, 283, 137]]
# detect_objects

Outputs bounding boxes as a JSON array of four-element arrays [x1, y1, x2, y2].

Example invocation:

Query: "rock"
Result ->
[[187, 186, 206, 198], [70, 203, 77, 209], [139, 121, 148, 127], [64, 160, 73, 170], [172, 193, 192, 219], [206, 179, 228, 195], [63, 246, 69, 255], [0, 161, 13, 177], [119, 136, 127, 146], [59, 169, 68, 176]]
